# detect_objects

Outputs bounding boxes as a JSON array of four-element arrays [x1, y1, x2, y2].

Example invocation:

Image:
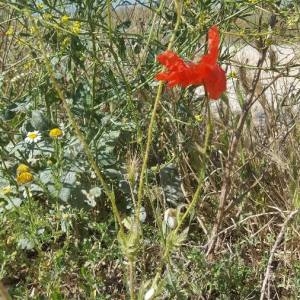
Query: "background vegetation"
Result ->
[[0, 0, 299, 299]]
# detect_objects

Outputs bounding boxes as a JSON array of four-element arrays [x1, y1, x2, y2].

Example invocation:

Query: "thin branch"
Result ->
[[205, 44, 269, 256], [260, 209, 299, 300]]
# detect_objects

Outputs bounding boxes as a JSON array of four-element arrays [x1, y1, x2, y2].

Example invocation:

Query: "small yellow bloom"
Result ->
[[16, 172, 33, 185], [49, 128, 63, 139], [0, 185, 13, 195], [198, 12, 208, 26], [24, 60, 34, 70], [228, 71, 237, 79], [6, 26, 14, 36], [17, 164, 30, 175], [194, 114, 203, 123], [43, 13, 53, 21], [71, 21, 81, 34], [30, 26, 38, 35], [62, 37, 70, 48], [61, 15, 70, 23], [287, 15, 299, 29], [37, 3, 44, 10]]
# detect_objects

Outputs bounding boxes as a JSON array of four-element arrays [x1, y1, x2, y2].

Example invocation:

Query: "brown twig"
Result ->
[[205, 40, 270, 256]]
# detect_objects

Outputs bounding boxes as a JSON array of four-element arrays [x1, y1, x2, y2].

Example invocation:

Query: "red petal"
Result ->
[[207, 25, 220, 63], [202, 65, 226, 99], [155, 25, 226, 99], [156, 51, 186, 71], [156, 51, 198, 87]]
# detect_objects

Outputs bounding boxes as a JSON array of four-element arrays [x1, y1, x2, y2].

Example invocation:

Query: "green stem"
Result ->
[[151, 98, 213, 290], [131, 1, 183, 296], [135, 0, 182, 222], [176, 99, 211, 231], [32, 17, 123, 233], [128, 259, 136, 300]]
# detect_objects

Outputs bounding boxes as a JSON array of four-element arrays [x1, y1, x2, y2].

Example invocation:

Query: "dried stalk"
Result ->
[[259, 209, 299, 300], [205, 44, 269, 256]]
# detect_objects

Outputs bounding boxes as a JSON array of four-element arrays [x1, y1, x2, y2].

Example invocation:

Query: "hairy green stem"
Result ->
[[131, 1, 183, 296], [46, 62, 122, 229], [128, 259, 136, 300], [176, 100, 212, 232], [150, 98, 212, 292], [32, 17, 123, 232], [136, 0, 182, 222]]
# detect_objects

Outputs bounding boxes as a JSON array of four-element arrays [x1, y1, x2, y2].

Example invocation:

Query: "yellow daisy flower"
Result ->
[[16, 172, 33, 185], [17, 164, 30, 175], [49, 128, 63, 139]]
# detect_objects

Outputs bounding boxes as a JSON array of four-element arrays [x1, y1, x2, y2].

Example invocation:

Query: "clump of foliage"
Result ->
[[0, 0, 300, 299]]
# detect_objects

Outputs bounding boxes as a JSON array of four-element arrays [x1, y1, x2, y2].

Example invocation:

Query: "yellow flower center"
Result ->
[[49, 128, 63, 138], [61, 15, 70, 23], [17, 172, 33, 185], [1, 186, 13, 195], [28, 132, 38, 139]]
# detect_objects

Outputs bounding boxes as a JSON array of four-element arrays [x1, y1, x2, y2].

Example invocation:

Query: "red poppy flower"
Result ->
[[155, 25, 226, 100]]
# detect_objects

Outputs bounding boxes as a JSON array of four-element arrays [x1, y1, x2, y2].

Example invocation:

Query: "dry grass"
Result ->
[[0, 1, 300, 299]]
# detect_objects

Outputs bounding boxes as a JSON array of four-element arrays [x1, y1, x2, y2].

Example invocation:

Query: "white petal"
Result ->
[[139, 211, 147, 223], [144, 287, 155, 300], [166, 216, 176, 229]]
